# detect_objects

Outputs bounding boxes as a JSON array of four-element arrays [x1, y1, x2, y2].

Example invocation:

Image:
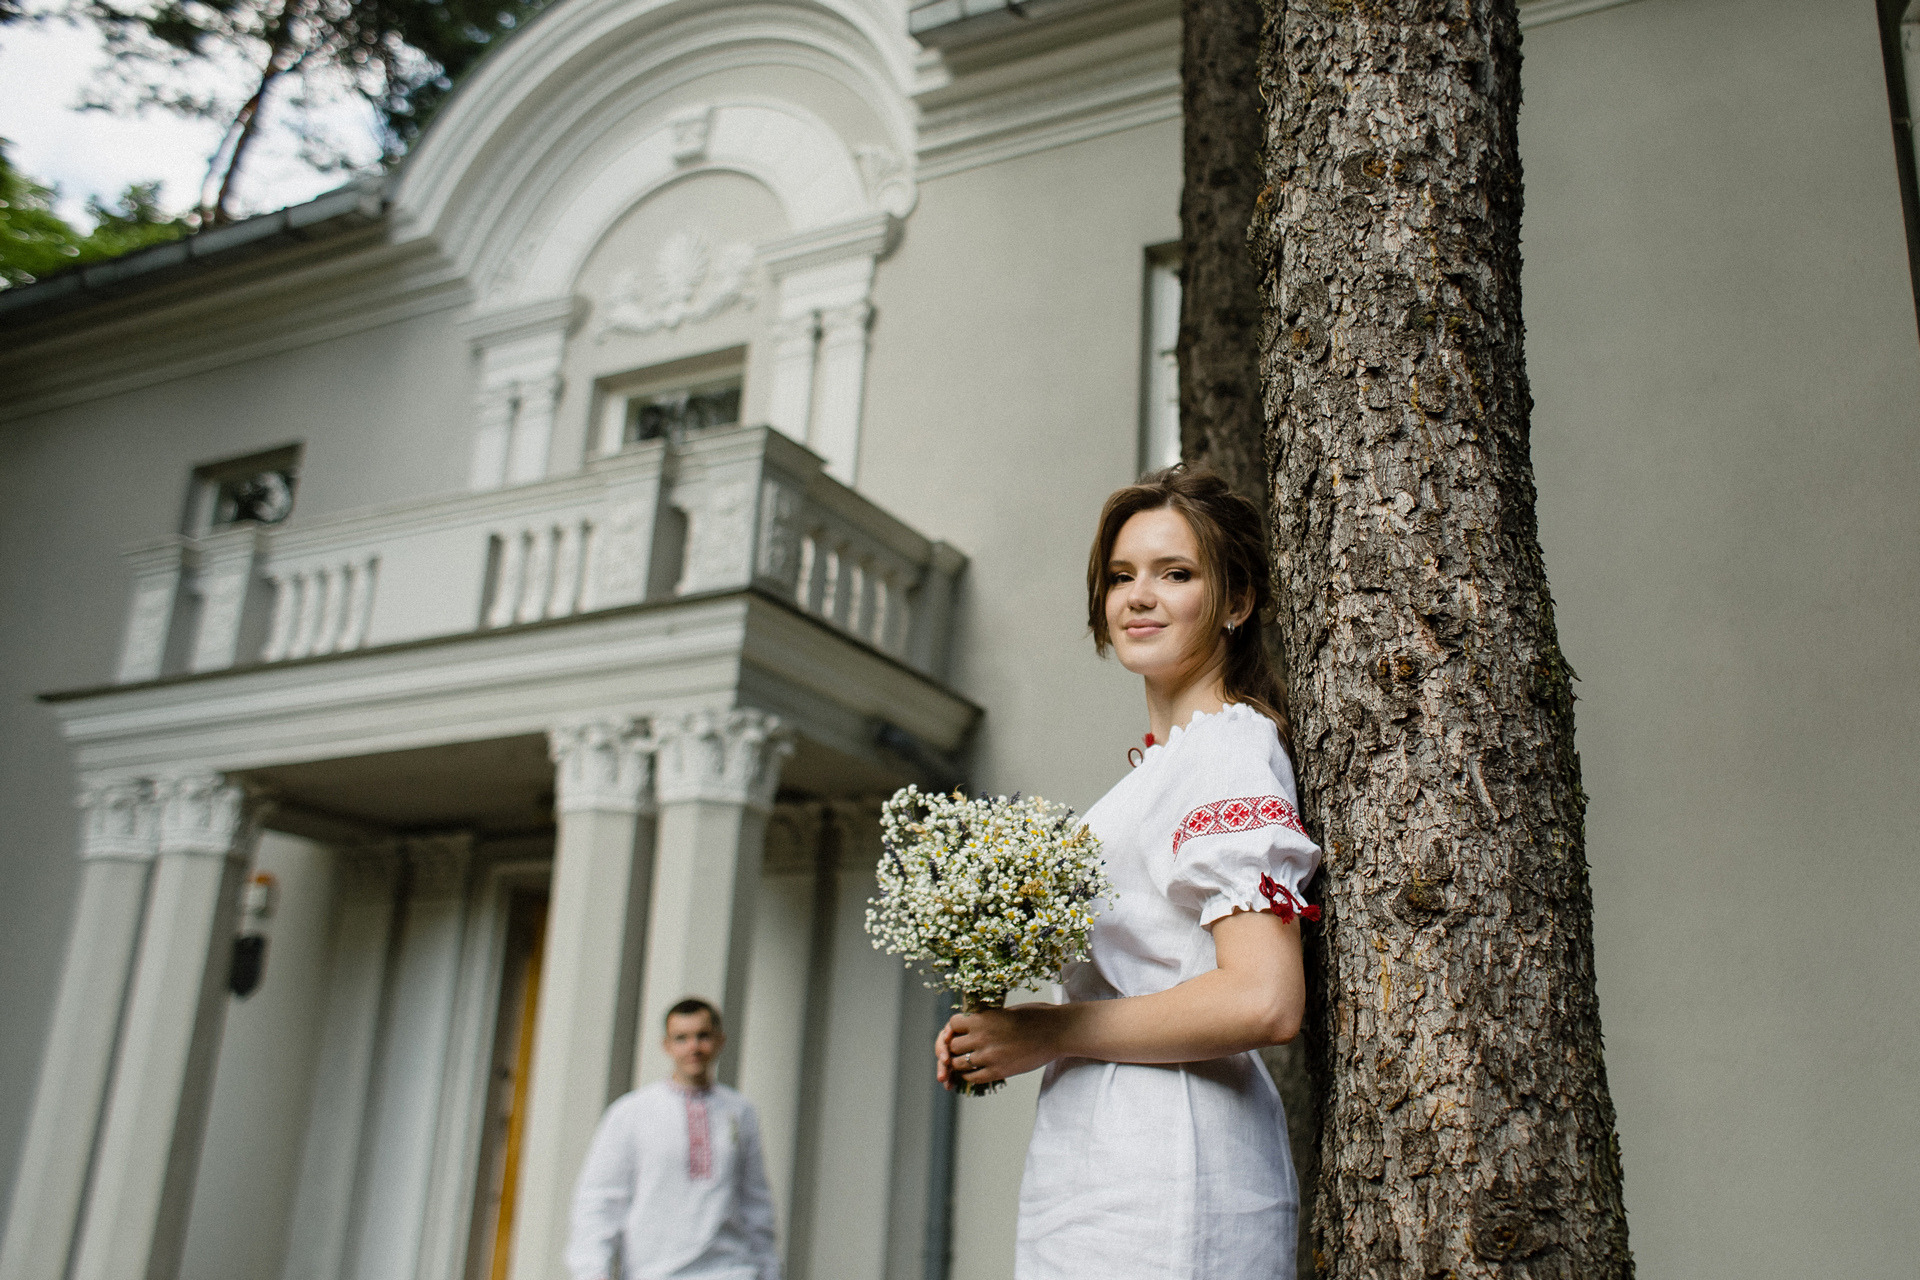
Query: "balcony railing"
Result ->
[[114, 426, 965, 685]]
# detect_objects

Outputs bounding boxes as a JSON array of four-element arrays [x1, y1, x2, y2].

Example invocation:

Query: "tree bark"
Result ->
[[1178, 2, 1322, 1273], [1176, 0, 1267, 504], [1254, 2, 1634, 1275]]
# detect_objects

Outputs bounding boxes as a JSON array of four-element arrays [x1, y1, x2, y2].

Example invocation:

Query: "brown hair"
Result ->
[[665, 996, 721, 1031], [1086, 467, 1293, 754]]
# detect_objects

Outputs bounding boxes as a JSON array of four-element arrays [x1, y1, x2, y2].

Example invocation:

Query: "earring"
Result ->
[[1226, 621, 1237, 634]]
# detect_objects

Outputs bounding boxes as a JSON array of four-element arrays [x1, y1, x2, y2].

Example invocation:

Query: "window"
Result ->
[[1141, 246, 1181, 476], [593, 348, 746, 456], [623, 379, 742, 444], [185, 444, 302, 535]]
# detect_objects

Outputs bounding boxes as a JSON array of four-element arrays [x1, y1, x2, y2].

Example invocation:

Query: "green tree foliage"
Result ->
[[80, 0, 549, 224], [0, 141, 189, 286]]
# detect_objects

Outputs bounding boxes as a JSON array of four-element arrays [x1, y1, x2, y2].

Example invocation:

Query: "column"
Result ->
[[766, 312, 820, 445], [469, 384, 517, 492], [71, 775, 257, 1280], [279, 845, 401, 1280], [0, 780, 157, 1280], [346, 834, 473, 1280], [811, 302, 873, 486], [506, 373, 563, 486], [190, 526, 264, 672], [117, 539, 190, 682], [635, 708, 795, 1089], [506, 721, 656, 1280], [736, 804, 826, 1245]]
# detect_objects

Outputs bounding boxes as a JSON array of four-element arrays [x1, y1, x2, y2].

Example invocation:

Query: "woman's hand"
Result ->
[[933, 911, 1303, 1084], [934, 1004, 1062, 1088]]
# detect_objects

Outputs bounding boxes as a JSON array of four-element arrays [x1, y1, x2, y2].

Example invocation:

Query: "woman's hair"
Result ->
[[1086, 467, 1293, 753]]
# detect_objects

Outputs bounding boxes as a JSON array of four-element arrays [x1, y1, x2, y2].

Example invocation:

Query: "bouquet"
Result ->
[[865, 785, 1112, 1095]]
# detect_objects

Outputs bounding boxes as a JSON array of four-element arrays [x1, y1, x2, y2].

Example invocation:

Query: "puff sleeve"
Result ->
[[1158, 706, 1322, 929]]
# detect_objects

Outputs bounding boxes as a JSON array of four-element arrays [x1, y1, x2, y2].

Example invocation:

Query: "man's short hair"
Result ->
[[665, 997, 721, 1031]]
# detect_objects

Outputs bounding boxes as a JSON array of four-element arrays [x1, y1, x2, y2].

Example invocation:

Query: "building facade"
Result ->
[[0, 1, 1916, 1278]]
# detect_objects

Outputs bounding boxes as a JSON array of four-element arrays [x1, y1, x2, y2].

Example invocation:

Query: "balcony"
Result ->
[[114, 426, 966, 687]]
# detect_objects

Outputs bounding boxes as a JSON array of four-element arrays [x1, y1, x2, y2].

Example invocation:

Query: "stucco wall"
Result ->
[[1521, 0, 1920, 1272], [0, 305, 471, 1219]]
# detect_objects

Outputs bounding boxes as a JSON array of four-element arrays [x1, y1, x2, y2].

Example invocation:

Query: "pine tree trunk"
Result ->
[[1253, 2, 1634, 1275], [1177, 0, 1266, 503], [1177, 3, 1321, 1273]]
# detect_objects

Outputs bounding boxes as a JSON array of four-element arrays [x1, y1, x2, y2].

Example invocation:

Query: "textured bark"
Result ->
[[1177, 0, 1267, 503], [1179, 0, 1322, 1269], [1253, 2, 1634, 1276]]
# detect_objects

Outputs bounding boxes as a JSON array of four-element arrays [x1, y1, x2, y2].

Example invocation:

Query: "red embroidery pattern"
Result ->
[[1171, 795, 1309, 856], [1259, 874, 1321, 923], [685, 1092, 712, 1180]]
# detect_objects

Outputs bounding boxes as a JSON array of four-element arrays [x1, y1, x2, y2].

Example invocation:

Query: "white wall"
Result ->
[[179, 832, 339, 1280], [1521, 0, 1920, 1273], [0, 307, 470, 1223]]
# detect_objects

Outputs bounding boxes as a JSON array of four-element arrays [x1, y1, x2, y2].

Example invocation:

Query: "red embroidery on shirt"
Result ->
[[1259, 873, 1321, 923], [685, 1092, 712, 1180], [1171, 794, 1309, 855]]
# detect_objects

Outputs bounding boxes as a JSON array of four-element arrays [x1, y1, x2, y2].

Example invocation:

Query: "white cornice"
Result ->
[[1518, 0, 1649, 28], [912, 1, 1178, 181], [0, 238, 467, 426], [43, 592, 978, 782], [760, 212, 902, 278], [909, 0, 1648, 181], [457, 294, 588, 346]]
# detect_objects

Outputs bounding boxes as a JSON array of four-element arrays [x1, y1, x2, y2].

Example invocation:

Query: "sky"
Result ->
[[0, 15, 381, 226]]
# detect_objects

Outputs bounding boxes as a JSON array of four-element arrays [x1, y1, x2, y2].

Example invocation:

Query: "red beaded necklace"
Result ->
[[1127, 732, 1154, 768]]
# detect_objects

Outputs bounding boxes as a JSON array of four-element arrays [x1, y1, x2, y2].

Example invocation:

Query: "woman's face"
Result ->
[[1105, 506, 1224, 683]]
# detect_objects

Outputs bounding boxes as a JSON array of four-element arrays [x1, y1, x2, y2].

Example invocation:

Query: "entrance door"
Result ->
[[466, 891, 550, 1280]]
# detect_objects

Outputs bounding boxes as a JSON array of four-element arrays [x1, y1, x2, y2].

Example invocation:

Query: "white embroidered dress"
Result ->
[[1016, 703, 1321, 1280]]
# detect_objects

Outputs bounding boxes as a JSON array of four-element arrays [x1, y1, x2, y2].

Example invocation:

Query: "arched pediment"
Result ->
[[390, 0, 917, 294]]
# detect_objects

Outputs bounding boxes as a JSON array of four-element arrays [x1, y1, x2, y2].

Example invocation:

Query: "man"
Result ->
[[567, 998, 782, 1280]]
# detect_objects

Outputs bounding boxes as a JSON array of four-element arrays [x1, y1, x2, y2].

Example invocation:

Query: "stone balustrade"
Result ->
[[113, 426, 965, 683]]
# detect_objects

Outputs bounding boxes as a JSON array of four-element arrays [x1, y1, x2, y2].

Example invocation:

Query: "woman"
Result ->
[[936, 468, 1320, 1280]]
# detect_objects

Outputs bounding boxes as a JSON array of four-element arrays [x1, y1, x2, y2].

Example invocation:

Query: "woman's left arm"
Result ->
[[937, 909, 1305, 1088]]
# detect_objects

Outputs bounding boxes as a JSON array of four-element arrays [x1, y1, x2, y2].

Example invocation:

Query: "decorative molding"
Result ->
[[678, 480, 759, 595], [0, 239, 466, 427], [457, 294, 587, 349], [77, 777, 157, 861], [854, 144, 915, 217], [153, 774, 250, 858], [669, 104, 716, 164], [762, 802, 825, 875], [47, 596, 979, 798], [405, 833, 475, 901], [117, 539, 192, 685], [336, 841, 403, 892], [653, 707, 796, 812], [754, 478, 806, 590], [549, 719, 656, 814], [827, 798, 884, 873], [392, 0, 918, 274], [1517, 0, 1648, 28], [588, 229, 757, 342], [760, 213, 901, 282]]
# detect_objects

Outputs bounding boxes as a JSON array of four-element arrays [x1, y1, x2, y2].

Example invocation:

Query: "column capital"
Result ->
[[404, 833, 474, 902], [550, 719, 655, 815], [76, 777, 157, 862], [153, 774, 253, 858], [653, 708, 795, 812]]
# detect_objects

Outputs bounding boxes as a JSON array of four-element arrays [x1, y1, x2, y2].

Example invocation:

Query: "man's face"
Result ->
[[664, 1010, 723, 1085]]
